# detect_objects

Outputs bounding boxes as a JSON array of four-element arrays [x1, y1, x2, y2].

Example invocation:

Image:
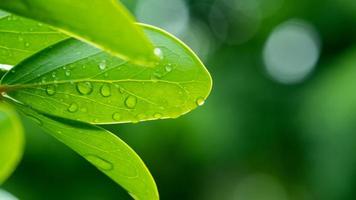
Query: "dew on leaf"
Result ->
[[112, 112, 121, 121], [67, 103, 79, 113], [125, 96, 137, 108], [100, 84, 111, 97], [85, 155, 113, 171], [99, 60, 106, 70], [165, 64, 173, 72], [196, 97, 205, 106], [76, 82, 93, 95], [154, 47, 163, 59], [46, 85, 56, 96], [24, 42, 30, 47], [65, 70, 71, 76], [153, 113, 162, 119]]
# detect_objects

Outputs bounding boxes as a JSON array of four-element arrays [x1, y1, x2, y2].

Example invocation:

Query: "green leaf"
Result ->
[[0, 0, 157, 65], [0, 11, 68, 65], [15, 103, 159, 200], [1, 24, 212, 124], [0, 102, 24, 185]]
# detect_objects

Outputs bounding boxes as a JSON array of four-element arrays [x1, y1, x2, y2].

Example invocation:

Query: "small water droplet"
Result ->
[[85, 155, 113, 171], [99, 60, 106, 70], [65, 70, 71, 76], [112, 112, 121, 121], [196, 97, 205, 106], [100, 84, 111, 97], [76, 82, 93, 95], [119, 87, 125, 94], [18, 36, 24, 42], [154, 48, 163, 59], [165, 64, 172, 72], [46, 85, 56, 96], [52, 72, 56, 78], [154, 113, 162, 119], [125, 96, 137, 108], [37, 22, 43, 27], [67, 103, 79, 113], [137, 113, 146, 121], [24, 42, 30, 47]]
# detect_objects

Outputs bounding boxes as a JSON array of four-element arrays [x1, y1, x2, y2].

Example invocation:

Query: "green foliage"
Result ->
[[0, 10, 67, 65], [0, 0, 157, 65], [0, 102, 24, 185], [15, 103, 158, 200], [1, 25, 211, 124], [0, 1, 212, 199]]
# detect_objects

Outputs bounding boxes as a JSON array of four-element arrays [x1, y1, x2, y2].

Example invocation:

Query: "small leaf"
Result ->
[[0, 0, 157, 65], [0, 102, 24, 185], [0, 11, 68, 65], [1, 24, 212, 124], [15, 103, 159, 200]]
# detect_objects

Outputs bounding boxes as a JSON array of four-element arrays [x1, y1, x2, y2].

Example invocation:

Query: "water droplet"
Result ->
[[24, 42, 30, 47], [137, 113, 146, 120], [76, 82, 93, 95], [46, 85, 56, 96], [67, 103, 79, 113], [18, 36, 24, 42], [165, 64, 172, 72], [112, 112, 121, 121], [100, 84, 111, 97], [196, 97, 205, 106], [125, 96, 137, 108], [119, 87, 125, 94], [99, 60, 106, 70], [52, 72, 56, 78], [37, 22, 43, 27], [154, 113, 162, 119], [85, 155, 113, 171], [65, 70, 71, 76], [154, 48, 163, 59]]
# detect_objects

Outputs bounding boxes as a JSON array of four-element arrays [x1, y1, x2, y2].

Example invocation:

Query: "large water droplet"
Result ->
[[196, 97, 205, 106], [46, 85, 56, 96], [76, 82, 93, 95], [85, 155, 113, 171], [100, 84, 111, 97], [125, 96, 137, 108], [67, 103, 79, 113], [112, 112, 121, 121]]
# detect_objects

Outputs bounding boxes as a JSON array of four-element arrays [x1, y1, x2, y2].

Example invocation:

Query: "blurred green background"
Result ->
[[3, 0, 356, 199]]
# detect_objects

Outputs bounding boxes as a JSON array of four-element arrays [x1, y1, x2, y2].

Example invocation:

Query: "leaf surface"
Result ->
[[0, 11, 67, 65], [2, 24, 212, 124], [0, 0, 157, 65], [0, 102, 24, 184], [14, 103, 158, 200]]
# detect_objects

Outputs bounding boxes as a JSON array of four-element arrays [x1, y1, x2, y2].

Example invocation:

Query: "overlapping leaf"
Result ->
[[0, 10, 67, 65], [15, 103, 158, 200], [1, 24, 212, 124], [0, 0, 157, 65], [0, 102, 24, 184]]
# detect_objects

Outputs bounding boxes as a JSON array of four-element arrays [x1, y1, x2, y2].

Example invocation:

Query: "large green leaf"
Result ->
[[1, 24, 212, 124], [0, 10, 67, 65], [0, 102, 24, 184], [14, 103, 158, 200], [0, 0, 157, 65]]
